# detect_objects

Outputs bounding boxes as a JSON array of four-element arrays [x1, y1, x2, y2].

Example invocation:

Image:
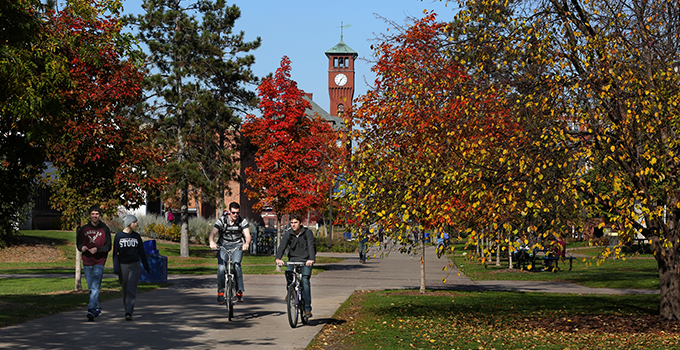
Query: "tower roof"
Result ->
[[302, 94, 344, 130], [325, 39, 358, 58]]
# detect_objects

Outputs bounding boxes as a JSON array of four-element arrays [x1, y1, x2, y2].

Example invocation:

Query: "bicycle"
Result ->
[[284, 261, 309, 328], [217, 245, 241, 321], [256, 229, 276, 255]]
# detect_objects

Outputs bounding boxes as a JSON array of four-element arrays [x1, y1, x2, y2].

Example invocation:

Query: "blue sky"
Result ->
[[120, 0, 456, 116]]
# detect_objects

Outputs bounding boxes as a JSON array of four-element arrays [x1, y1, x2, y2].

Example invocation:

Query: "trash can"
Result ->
[[140, 240, 168, 283], [143, 240, 159, 255]]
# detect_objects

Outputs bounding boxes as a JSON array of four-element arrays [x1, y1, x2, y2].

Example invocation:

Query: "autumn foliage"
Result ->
[[41, 1, 164, 227], [345, 13, 530, 253], [242, 56, 345, 224], [0, 0, 164, 236], [348, 0, 680, 320]]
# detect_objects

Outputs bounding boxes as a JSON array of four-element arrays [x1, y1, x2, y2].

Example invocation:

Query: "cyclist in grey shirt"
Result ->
[[209, 202, 251, 304]]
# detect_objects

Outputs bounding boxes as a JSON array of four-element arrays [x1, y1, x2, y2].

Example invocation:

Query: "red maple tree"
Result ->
[[42, 0, 165, 227], [344, 13, 528, 289], [242, 56, 345, 237]]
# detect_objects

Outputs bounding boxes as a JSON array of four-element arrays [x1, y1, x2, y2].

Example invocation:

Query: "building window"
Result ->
[[344, 58, 349, 68], [334, 57, 338, 67], [339, 57, 345, 68], [338, 103, 345, 115]]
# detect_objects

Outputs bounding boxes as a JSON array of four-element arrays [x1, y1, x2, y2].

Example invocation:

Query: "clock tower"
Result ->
[[325, 35, 358, 118]]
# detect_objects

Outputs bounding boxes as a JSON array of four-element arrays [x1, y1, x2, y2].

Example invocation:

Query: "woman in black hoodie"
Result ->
[[113, 215, 150, 321]]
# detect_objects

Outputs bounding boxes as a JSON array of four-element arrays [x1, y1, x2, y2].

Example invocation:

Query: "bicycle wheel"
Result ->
[[287, 285, 299, 328], [226, 276, 234, 321]]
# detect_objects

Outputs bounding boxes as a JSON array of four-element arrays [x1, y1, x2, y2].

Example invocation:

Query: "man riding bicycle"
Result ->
[[275, 213, 316, 318], [209, 202, 251, 304]]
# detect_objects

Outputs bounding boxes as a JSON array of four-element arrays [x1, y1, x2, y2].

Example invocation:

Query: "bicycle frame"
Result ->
[[285, 261, 308, 328], [219, 245, 241, 321]]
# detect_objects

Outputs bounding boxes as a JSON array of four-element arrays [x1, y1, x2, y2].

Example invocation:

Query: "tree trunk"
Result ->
[[495, 232, 501, 266], [508, 236, 514, 270], [275, 214, 282, 272], [420, 238, 426, 293], [180, 186, 189, 257], [75, 249, 82, 291], [654, 239, 680, 320], [328, 185, 333, 248]]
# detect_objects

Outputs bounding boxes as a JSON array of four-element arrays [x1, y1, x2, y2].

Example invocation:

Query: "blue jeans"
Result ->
[[83, 264, 104, 311], [217, 244, 244, 293], [359, 239, 368, 261], [286, 264, 313, 312]]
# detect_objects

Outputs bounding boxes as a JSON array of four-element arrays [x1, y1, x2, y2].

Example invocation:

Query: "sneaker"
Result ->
[[93, 309, 102, 319], [87, 310, 95, 322], [236, 292, 243, 303], [217, 292, 225, 305], [125, 313, 132, 321], [305, 310, 313, 318]]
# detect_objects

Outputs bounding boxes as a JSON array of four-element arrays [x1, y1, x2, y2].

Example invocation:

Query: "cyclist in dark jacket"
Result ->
[[275, 213, 316, 318]]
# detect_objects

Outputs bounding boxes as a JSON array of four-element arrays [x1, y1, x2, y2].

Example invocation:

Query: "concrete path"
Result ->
[[0, 245, 658, 349]]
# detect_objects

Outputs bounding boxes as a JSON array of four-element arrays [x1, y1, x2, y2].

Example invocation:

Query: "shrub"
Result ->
[[106, 213, 216, 244], [145, 222, 182, 242], [136, 214, 166, 236], [189, 216, 214, 245], [315, 236, 357, 253]]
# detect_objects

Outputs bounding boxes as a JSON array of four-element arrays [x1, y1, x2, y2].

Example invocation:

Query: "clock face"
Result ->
[[334, 73, 348, 86]]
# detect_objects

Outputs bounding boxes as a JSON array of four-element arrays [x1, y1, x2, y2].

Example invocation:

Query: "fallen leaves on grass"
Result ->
[[308, 290, 371, 350], [521, 314, 680, 334], [0, 237, 62, 263], [308, 290, 680, 350]]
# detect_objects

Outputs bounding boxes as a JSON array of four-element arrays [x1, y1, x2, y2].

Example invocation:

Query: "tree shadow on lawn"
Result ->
[[565, 265, 659, 289], [364, 290, 679, 334], [373, 290, 660, 320]]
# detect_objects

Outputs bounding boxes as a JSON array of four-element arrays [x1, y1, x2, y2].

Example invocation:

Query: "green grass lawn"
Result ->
[[309, 290, 678, 350], [454, 255, 659, 289], [450, 241, 660, 289]]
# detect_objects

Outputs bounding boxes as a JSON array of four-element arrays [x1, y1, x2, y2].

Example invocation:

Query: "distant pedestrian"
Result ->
[[113, 215, 150, 321], [167, 209, 174, 224], [358, 227, 369, 263], [552, 235, 567, 257], [76, 205, 111, 321]]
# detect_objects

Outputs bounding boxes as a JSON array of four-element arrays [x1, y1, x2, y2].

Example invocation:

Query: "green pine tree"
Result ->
[[127, 0, 261, 257]]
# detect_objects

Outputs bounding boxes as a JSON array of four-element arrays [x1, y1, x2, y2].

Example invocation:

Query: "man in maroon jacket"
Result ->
[[76, 205, 112, 321]]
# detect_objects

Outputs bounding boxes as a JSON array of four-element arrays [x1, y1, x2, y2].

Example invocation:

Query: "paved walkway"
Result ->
[[0, 245, 658, 349]]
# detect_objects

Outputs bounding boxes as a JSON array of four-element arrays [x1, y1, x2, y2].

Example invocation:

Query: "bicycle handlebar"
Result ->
[[214, 246, 242, 251]]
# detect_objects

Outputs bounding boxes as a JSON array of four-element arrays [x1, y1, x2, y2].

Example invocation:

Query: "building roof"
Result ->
[[325, 39, 358, 57], [302, 94, 344, 130]]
